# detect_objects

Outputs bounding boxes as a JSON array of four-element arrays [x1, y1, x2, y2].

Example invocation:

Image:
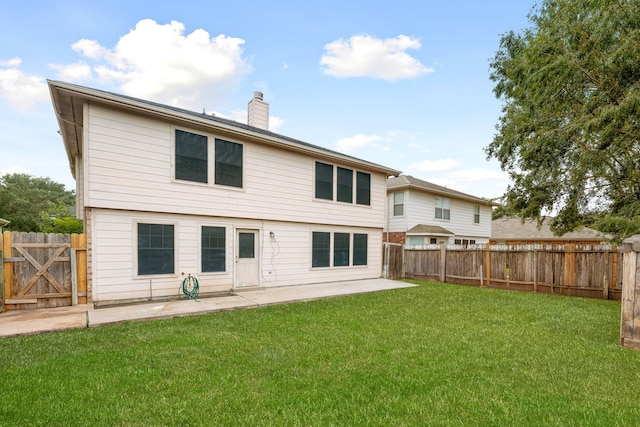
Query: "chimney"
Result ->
[[247, 91, 269, 130]]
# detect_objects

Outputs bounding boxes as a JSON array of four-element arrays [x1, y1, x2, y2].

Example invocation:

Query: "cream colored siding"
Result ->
[[391, 189, 492, 243], [84, 104, 385, 228], [91, 209, 382, 302], [386, 191, 408, 232]]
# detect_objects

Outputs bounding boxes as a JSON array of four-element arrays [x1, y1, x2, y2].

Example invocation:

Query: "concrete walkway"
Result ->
[[0, 279, 414, 338]]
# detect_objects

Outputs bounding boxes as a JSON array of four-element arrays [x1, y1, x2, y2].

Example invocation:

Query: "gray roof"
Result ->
[[407, 224, 454, 235], [387, 175, 497, 206], [491, 217, 608, 241], [48, 80, 402, 178]]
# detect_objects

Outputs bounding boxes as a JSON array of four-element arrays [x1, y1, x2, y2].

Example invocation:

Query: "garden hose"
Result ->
[[179, 274, 200, 301]]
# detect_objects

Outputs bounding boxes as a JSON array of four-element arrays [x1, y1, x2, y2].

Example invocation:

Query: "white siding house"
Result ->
[[385, 175, 496, 246], [49, 81, 400, 304]]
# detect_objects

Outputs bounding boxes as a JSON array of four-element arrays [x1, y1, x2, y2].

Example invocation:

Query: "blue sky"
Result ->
[[0, 0, 535, 199]]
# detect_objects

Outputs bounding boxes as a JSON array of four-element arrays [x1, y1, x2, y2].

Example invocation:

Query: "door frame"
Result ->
[[234, 228, 261, 288]]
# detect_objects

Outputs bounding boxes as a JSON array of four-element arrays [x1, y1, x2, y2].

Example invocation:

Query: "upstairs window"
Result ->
[[215, 139, 243, 188], [435, 197, 450, 220], [315, 162, 334, 200], [337, 167, 353, 203], [473, 205, 480, 224], [393, 192, 404, 216], [175, 130, 208, 183], [356, 172, 370, 206]]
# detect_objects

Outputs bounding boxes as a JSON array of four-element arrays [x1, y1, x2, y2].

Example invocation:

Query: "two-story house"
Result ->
[[385, 175, 496, 246], [49, 81, 400, 305]]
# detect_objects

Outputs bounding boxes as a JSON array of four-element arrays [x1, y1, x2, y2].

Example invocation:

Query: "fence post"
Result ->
[[485, 243, 491, 286], [439, 243, 446, 283], [564, 243, 576, 289], [620, 235, 640, 349], [0, 231, 4, 313], [2, 231, 10, 312]]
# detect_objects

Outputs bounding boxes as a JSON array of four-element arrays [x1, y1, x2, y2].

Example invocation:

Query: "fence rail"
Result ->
[[383, 242, 622, 300]]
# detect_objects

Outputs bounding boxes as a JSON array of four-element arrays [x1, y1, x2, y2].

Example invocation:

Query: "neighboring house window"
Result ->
[[337, 167, 353, 203], [333, 232, 350, 267], [175, 129, 208, 183], [312, 232, 331, 267], [435, 197, 450, 220], [408, 237, 424, 245], [353, 233, 368, 266], [393, 192, 404, 216], [474, 204, 480, 224], [315, 162, 333, 200], [430, 238, 438, 244], [137, 223, 174, 275], [201, 226, 225, 272], [356, 172, 371, 206], [215, 139, 243, 188]]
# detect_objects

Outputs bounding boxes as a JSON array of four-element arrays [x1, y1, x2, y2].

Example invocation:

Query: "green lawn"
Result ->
[[1, 281, 639, 426]]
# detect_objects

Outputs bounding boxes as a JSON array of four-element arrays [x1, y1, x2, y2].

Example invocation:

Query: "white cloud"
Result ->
[[0, 61, 48, 111], [408, 158, 460, 172], [448, 167, 508, 182], [57, 19, 252, 110], [320, 34, 433, 80], [0, 57, 22, 67], [0, 165, 31, 176], [408, 142, 430, 153], [336, 133, 381, 152], [49, 62, 92, 82]]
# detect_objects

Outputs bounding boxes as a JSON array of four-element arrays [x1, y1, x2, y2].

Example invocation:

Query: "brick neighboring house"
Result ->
[[385, 175, 497, 246]]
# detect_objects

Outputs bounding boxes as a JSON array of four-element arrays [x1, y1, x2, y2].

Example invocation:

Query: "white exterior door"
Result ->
[[236, 229, 260, 288]]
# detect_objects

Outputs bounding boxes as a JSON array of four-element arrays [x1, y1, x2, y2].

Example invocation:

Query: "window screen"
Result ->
[[175, 130, 207, 183], [333, 232, 350, 267], [315, 162, 333, 200], [238, 232, 255, 259], [393, 192, 404, 216], [312, 232, 330, 267], [201, 226, 225, 272], [138, 223, 174, 275], [356, 172, 370, 205], [215, 139, 243, 188], [353, 233, 368, 266], [337, 167, 353, 203]]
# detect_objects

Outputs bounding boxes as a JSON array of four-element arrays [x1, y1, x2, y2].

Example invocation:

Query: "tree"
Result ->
[[486, 0, 640, 241], [0, 173, 79, 232]]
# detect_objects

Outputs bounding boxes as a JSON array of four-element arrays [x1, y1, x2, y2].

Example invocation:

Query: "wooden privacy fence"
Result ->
[[384, 242, 622, 300], [2, 231, 87, 310]]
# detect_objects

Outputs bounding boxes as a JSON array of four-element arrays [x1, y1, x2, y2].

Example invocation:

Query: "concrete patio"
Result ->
[[0, 279, 414, 338]]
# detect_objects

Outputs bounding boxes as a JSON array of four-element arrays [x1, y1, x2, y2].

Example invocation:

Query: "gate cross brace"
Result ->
[[14, 245, 68, 296]]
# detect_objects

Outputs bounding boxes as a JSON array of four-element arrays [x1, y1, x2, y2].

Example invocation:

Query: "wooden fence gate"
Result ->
[[2, 231, 87, 310]]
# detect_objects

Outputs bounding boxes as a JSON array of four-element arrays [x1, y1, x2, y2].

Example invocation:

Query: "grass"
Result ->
[[1, 281, 640, 426]]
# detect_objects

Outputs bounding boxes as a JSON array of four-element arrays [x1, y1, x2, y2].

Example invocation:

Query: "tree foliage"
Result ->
[[487, 0, 640, 241], [0, 173, 81, 232]]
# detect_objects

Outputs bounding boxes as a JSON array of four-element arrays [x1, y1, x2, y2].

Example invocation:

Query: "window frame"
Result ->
[[435, 197, 451, 220], [200, 225, 226, 273], [136, 221, 176, 277], [393, 192, 405, 216], [214, 138, 244, 188], [315, 162, 334, 201], [473, 204, 480, 224], [336, 167, 353, 203], [333, 232, 351, 267], [312, 231, 331, 268], [174, 129, 209, 184]]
